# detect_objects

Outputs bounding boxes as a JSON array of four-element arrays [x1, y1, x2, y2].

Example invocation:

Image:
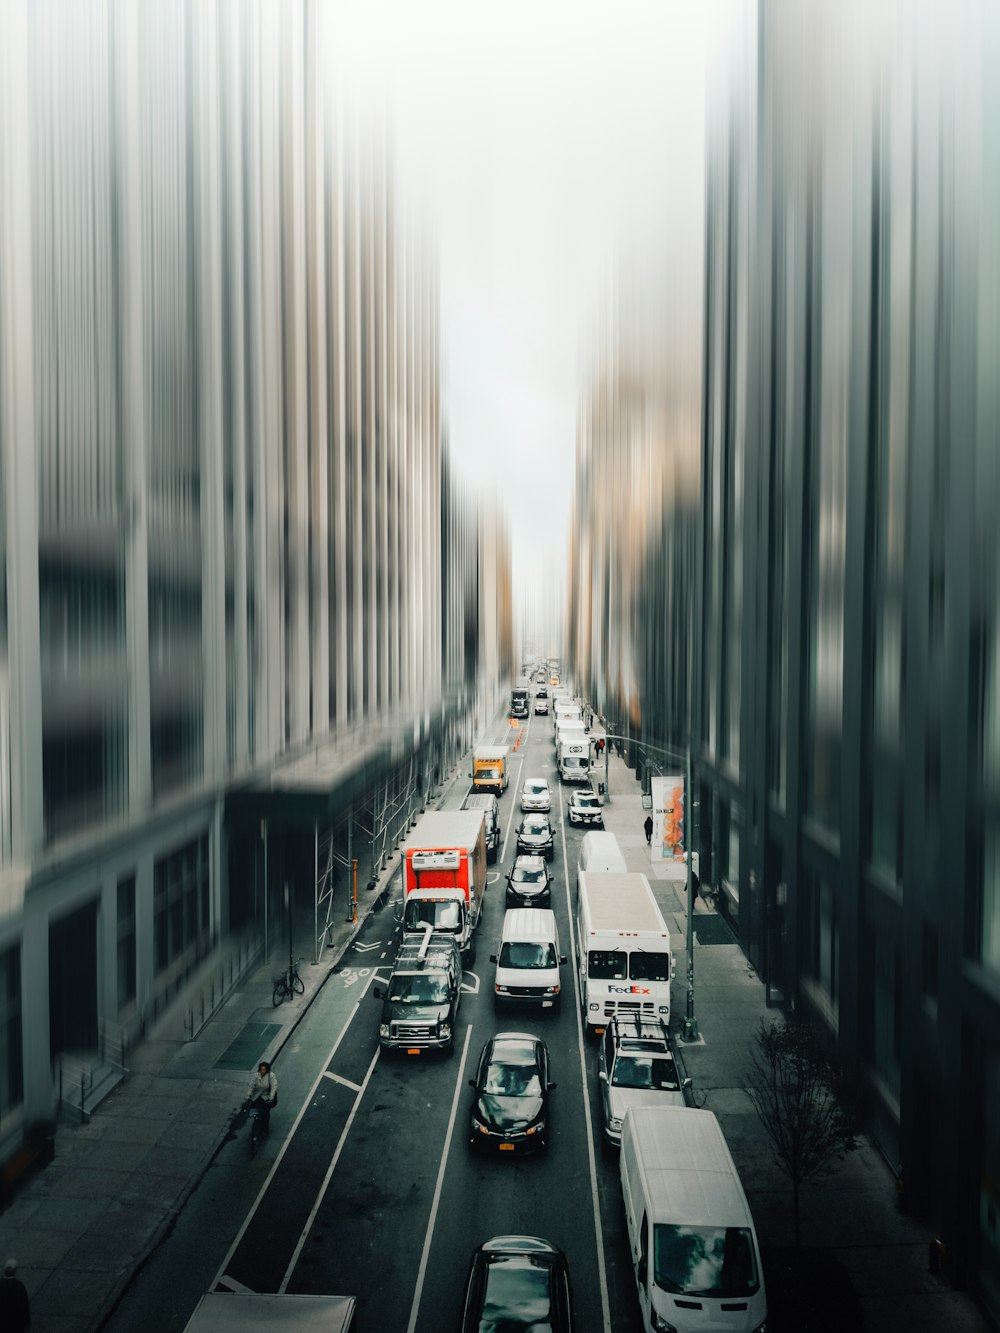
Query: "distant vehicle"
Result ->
[[460, 792, 500, 864], [598, 1016, 690, 1148], [458, 1235, 574, 1333], [568, 788, 604, 827], [467, 1034, 556, 1153], [372, 928, 462, 1056], [516, 814, 555, 861], [578, 830, 627, 876], [520, 777, 552, 813], [506, 855, 553, 908], [534, 695, 550, 715]]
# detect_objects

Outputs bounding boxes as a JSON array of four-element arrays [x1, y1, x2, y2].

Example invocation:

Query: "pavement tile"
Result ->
[[21, 1194, 109, 1233], [3, 1222, 80, 1268]]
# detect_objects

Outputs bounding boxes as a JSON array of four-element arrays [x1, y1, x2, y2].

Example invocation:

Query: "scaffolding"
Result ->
[[311, 749, 426, 963]]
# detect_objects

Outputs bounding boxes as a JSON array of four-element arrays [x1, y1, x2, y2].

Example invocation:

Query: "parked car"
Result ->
[[506, 855, 553, 908], [458, 1235, 574, 1333], [467, 1033, 555, 1153], [521, 777, 552, 813], [516, 815, 555, 861], [598, 1016, 690, 1147], [567, 788, 604, 827]]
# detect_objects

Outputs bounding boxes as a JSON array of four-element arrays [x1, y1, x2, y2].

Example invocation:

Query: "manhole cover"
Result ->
[[693, 914, 736, 946], [214, 1021, 282, 1069]]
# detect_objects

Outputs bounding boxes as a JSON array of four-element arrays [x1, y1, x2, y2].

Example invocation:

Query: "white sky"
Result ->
[[330, 0, 731, 587]]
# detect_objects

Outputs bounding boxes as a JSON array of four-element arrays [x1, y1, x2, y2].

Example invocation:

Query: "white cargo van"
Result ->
[[183, 1293, 357, 1332], [620, 1107, 767, 1333], [491, 908, 566, 1011], [578, 831, 627, 877]]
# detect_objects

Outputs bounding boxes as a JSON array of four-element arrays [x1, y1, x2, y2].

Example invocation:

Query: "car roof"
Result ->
[[488, 1033, 543, 1062], [524, 777, 549, 786]]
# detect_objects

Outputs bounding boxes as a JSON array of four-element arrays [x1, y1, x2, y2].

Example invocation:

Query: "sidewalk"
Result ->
[[0, 748, 988, 1331], [597, 751, 989, 1331]]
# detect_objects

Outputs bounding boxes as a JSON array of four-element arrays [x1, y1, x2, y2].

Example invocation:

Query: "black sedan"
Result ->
[[468, 1033, 555, 1153], [516, 815, 555, 862], [458, 1235, 574, 1332], [505, 855, 553, 908]]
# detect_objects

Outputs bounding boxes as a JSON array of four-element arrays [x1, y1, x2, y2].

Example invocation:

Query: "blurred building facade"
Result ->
[[698, 0, 1000, 1310], [0, 0, 508, 1162]]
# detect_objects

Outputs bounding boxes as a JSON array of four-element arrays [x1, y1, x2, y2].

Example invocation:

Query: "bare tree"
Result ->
[[744, 1017, 859, 1248]]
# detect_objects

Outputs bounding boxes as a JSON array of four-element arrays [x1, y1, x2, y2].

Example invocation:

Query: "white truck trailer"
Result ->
[[576, 871, 673, 1037]]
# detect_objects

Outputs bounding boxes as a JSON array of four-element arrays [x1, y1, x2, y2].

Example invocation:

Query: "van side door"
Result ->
[[637, 1211, 653, 1332]]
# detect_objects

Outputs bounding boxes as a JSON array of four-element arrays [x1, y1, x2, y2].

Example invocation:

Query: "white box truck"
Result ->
[[620, 1106, 767, 1333], [576, 871, 673, 1036], [183, 1293, 357, 1332]]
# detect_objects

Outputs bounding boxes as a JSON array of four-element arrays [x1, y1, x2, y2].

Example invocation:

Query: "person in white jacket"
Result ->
[[245, 1060, 278, 1136]]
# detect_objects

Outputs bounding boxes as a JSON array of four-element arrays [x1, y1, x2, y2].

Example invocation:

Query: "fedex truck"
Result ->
[[576, 871, 673, 1037], [401, 811, 487, 962]]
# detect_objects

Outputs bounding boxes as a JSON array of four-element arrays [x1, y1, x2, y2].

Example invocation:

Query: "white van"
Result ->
[[578, 831, 627, 877], [490, 908, 566, 1011], [620, 1107, 768, 1333]]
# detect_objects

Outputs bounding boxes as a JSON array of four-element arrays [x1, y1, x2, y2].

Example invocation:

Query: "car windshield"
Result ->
[[612, 1054, 680, 1089], [522, 822, 549, 837], [389, 973, 450, 1004], [511, 866, 546, 885], [588, 949, 627, 980], [404, 900, 462, 932], [498, 942, 557, 970], [525, 782, 547, 795], [481, 1258, 553, 1327], [482, 1060, 543, 1097], [653, 1224, 760, 1297], [629, 951, 672, 982], [478, 767, 501, 782], [564, 756, 588, 770], [576, 795, 600, 808]]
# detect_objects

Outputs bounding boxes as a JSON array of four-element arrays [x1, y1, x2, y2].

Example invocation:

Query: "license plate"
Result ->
[[406, 1048, 421, 1055], [499, 1143, 515, 1151]]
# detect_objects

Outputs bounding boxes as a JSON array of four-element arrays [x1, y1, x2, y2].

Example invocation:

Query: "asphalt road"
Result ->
[[104, 706, 647, 1332]]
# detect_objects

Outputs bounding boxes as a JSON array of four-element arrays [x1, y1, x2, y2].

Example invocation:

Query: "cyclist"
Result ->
[[244, 1060, 278, 1137]]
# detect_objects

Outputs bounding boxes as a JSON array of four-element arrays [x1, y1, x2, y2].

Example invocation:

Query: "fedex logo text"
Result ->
[[607, 984, 651, 995]]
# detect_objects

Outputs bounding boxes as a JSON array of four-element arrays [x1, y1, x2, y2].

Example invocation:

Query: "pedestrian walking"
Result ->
[[643, 814, 653, 846], [0, 1257, 30, 1331]]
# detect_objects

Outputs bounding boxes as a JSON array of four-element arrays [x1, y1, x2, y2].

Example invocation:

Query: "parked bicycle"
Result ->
[[272, 960, 304, 1006]]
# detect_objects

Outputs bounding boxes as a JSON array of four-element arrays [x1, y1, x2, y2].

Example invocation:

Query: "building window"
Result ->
[[153, 835, 211, 978], [0, 945, 23, 1121], [117, 874, 136, 1012], [805, 870, 838, 1006]]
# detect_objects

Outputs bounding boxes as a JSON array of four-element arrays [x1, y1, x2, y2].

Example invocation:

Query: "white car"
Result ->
[[598, 1018, 690, 1147], [534, 695, 550, 715], [568, 788, 604, 827], [520, 778, 552, 813]]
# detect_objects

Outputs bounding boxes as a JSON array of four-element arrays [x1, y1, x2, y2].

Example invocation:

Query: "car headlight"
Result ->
[[608, 1116, 622, 1133], [439, 1023, 451, 1040], [526, 1120, 545, 1135], [544, 986, 559, 995], [496, 985, 509, 994], [473, 1119, 490, 1136], [379, 1023, 390, 1038], [651, 1314, 678, 1333]]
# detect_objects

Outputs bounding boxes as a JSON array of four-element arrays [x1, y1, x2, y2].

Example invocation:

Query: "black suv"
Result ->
[[516, 815, 555, 861], [374, 930, 462, 1056]]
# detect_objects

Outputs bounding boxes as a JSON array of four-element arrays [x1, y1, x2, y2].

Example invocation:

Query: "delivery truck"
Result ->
[[183, 1293, 356, 1332], [472, 744, 509, 794], [401, 810, 487, 961], [576, 871, 673, 1036]]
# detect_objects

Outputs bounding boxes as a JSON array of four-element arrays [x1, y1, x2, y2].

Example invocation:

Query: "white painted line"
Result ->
[[406, 1024, 474, 1333], [323, 1070, 362, 1093], [559, 783, 612, 1333], [278, 1045, 381, 1293], [211, 969, 382, 1290], [216, 1275, 255, 1294], [500, 763, 523, 862]]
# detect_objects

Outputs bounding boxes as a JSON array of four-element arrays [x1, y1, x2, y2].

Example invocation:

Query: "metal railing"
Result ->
[[183, 929, 264, 1040]]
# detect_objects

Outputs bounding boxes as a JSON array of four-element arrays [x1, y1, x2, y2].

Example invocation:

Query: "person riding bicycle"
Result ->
[[244, 1060, 278, 1137]]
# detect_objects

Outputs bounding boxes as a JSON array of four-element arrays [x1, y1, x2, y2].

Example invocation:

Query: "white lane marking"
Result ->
[[278, 1045, 381, 1293], [216, 1275, 255, 1294], [323, 1070, 362, 1092], [353, 941, 381, 953], [559, 782, 612, 1333], [406, 1024, 474, 1333], [500, 761, 523, 862], [212, 969, 382, 1290], [460, 972, 480, 995]]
